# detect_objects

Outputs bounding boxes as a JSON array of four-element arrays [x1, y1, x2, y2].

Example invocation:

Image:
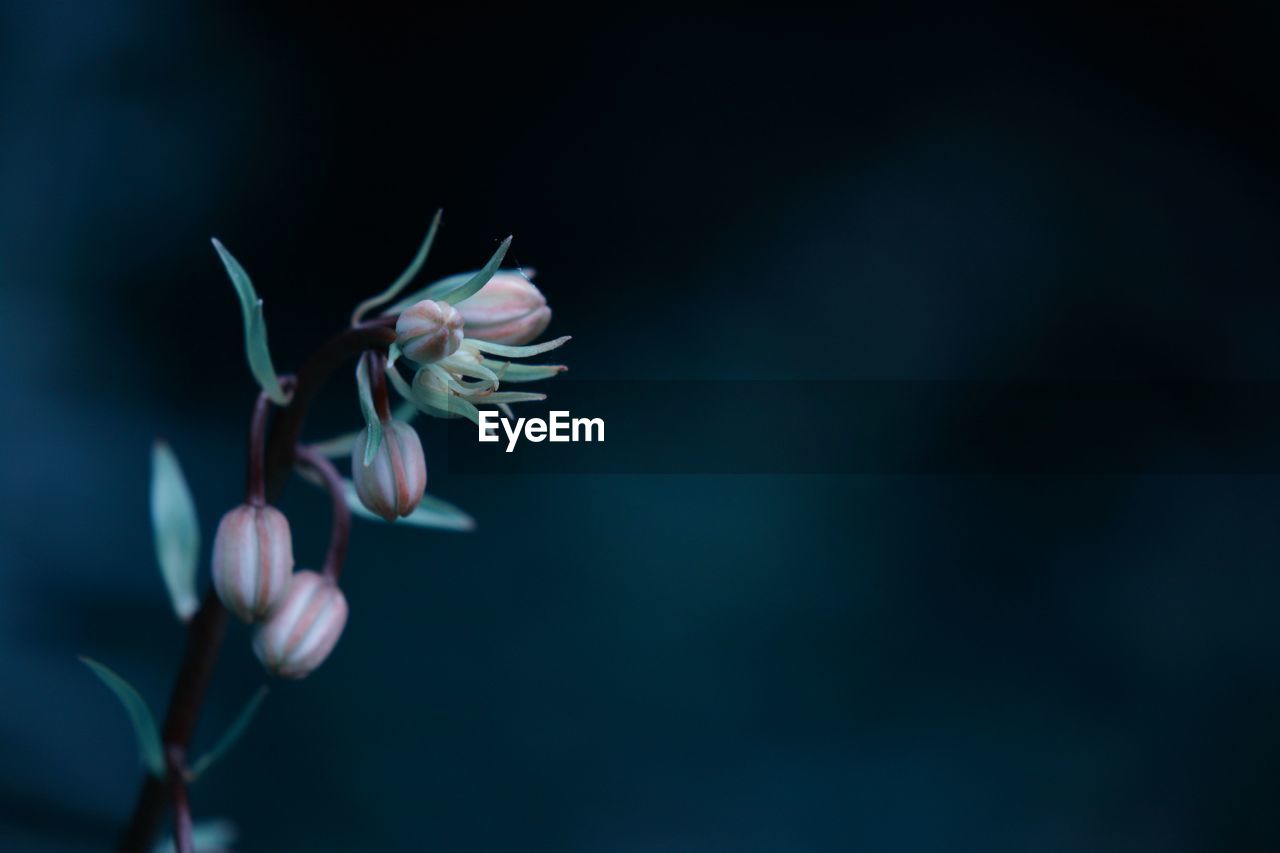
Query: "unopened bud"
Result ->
[[456, 273, 551, 345], [352, 420, 426, 521], [396, 299, 463, 364], [211, 503, 294, 623], [253, 570, 348, 679]]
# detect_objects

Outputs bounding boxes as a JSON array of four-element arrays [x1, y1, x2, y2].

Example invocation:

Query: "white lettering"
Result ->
[[501, 416, 525, 453], [478, 411, 500, 442], [573, 417, 604, 443], [477, 411, 605, 452], [549, 411, 570, 442]]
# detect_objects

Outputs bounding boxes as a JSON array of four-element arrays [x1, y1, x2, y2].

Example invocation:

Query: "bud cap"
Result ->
[[396, 299, 464, 363], [352, 420, 427, 521], [253, 570, 349, 679], [211, 503, 294, 623]]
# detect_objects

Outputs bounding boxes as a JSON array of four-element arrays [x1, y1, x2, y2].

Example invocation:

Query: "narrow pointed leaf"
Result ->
[[440, 236, 512, 305], [385, 236, 512, 313], [467, 335, 571, 359], [309, 429, 360, 459], [151, 819, 238, 853], [480, 359, 567, 382], [211, 239, 290, 404], [475, 391, 547, 404], [355, 356, 382, 467], [343, 481, 475, 531], [188, 687, 268, 780], [150, 441, 200, 621], [80, 657, 164, 778], [351, 209, 443, 323]]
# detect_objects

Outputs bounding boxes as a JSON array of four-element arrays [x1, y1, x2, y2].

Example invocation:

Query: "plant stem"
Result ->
[[117, 318, 397, 852], [294, 444, 351, 581], [367, 350, 392, 422], [166, 747, 194, 853]]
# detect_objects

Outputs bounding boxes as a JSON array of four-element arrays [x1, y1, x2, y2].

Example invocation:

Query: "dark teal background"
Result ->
[[4, 4, 1280, 851]]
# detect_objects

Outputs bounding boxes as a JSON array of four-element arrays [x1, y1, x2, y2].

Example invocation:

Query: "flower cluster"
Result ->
[[388, 271, 570, 424], [212, 249, 570, 680]]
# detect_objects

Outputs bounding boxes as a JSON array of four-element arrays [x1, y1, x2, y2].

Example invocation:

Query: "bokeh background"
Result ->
[[5, 4, 1280, 851]]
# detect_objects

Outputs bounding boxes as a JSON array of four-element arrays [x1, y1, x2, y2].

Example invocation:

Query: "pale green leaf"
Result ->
[[344, 481, 475, 531], [480, 359, 567, 383], [150, 441, 200, 621], [355, 356, 382, 467], [467, 335, 571, 359], [385, 236, 512, 313], [308, 429, 360, 459], [151, 818, 238, 853], [80, 657, 164, 778], [351, 209, 443, 323], [476, 391, 547, 404], [211, 239, 290, 404], [188, 687, 268, 780]]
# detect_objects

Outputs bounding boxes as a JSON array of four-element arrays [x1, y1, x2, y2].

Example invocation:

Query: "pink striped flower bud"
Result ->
[[396, 299, 463, 364], [211, 503, 294, 623], [456, 273, 551, 345], [352, 420, 426, 521], [253, 570, 348, 679]]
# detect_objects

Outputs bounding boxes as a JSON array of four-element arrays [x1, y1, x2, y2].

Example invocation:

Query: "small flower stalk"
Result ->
[[352, 420, 427, 521], [211, 503, 294, 622], [455, 272, 551, 345], [253, 570, 348, 679]]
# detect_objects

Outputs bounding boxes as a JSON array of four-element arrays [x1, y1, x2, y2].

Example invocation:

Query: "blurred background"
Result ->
[[4, 4, 1280, 851]]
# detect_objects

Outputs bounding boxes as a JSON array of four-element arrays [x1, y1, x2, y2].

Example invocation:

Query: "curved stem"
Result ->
[[244, 391, 272, 506], [166, 747, 194, 853], [294, 444, 350, 581], [117, 317, 397, 852], [368, 350, 392, 422]]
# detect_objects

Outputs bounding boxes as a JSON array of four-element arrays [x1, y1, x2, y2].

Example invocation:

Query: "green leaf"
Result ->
[[151, 818, 238, 853], [150, 441, 200, 621], [309, 429, 359, 459], [188, 687, 268, 780], [351, 209, 443, 323], [354, 356, 383, 467], [467, 335, 571, 359], [211, 239, 290, 404], [385, 236, 512, 313], [476, 391, 548, 404], [480, 359, 568, 383], [80, 657, 164, 778], [344, 481, 475, 531]]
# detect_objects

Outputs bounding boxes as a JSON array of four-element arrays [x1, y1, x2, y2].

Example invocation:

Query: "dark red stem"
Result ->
[[165, 746, 194, 853], [116, 317, 397, 852], [367, 350, 392, 422], [294, 444, 351, 581]]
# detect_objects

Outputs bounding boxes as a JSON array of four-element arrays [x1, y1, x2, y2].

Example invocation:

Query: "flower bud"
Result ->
[[352, 420, 426, 521], [253, 570, 348, 679], [211, 503, 294, 623], [396, 299, 463, 364], [455, 273, 551, 345]]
